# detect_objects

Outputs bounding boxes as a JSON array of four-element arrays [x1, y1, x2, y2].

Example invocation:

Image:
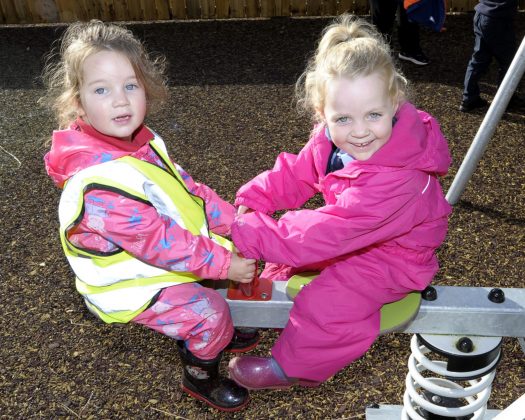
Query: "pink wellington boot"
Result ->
[[228, 355, 320, 390]]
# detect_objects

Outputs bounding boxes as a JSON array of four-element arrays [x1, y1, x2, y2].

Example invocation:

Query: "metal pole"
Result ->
[[446, 36, 525, 205]]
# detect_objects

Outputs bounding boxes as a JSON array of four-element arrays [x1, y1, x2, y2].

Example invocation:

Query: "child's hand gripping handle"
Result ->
[[239, 257, 259, 297], [227, 254, 272, 301]]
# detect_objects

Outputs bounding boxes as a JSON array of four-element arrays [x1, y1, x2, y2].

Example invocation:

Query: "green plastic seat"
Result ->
[[286, 272, 421, 335]]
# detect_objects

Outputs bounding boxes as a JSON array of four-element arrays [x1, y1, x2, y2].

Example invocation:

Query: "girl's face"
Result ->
[[320, 72, 398, 161], [78, 50, 146, 141]]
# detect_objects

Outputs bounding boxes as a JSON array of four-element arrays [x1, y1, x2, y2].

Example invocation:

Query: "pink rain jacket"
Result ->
[[45, 119, 235, 280], [232, 102, 452, 381]]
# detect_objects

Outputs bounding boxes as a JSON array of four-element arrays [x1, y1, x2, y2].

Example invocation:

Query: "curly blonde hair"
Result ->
[[296, 14, 407, 122], [39, 20, 168, 129]]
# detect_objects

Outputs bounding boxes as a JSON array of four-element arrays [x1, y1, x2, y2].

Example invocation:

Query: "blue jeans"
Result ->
[[462, 12, 517, 102]]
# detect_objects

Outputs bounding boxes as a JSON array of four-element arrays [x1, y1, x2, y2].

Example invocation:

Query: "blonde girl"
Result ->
[[41, 20, 257, 411], [228, 14, 452, 389]]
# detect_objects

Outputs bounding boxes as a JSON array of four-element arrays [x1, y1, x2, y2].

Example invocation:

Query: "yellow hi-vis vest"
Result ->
[[58, 134, 233, 324]]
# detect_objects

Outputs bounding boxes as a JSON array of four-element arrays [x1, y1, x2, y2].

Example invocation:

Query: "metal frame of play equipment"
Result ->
[[220, 283, 525, 337], [366, 395, 525, 420], [220, 36, 525, 419], [446, 36, 525, 205], [218, 281, 525, 418]]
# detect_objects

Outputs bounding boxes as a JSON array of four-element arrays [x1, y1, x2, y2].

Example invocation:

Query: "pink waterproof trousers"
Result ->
[[132, 283, 233, 360], [270, 247, 419, 382]]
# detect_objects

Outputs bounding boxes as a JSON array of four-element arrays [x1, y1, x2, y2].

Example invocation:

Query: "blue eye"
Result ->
[[94, 87, 107, 95], [337, 116, 349, 124], [126, 83, 138, 91], [369, 112, 382, 120]]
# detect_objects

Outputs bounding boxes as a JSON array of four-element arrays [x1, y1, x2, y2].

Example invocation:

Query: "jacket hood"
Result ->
[[44, 119, 153, 188], [329, 102, 451, 177]]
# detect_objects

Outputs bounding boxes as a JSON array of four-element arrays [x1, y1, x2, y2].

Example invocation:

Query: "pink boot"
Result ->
[[228, 356, 320, 390]]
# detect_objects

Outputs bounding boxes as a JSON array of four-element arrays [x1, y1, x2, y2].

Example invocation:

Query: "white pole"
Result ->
[[446, 36, 525, 205]]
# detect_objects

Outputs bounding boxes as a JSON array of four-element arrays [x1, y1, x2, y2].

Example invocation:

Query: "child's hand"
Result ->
[[228, 253, 257, 283], [237, 205, 253, 215]]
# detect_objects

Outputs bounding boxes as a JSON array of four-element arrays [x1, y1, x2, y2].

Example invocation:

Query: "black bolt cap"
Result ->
[[488, 288, 505, 303], [422, 286, 437, 301], [456, 337, 474, 353]]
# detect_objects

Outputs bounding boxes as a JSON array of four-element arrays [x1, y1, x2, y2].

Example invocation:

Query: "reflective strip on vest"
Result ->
[[58, 135, 232, 323]]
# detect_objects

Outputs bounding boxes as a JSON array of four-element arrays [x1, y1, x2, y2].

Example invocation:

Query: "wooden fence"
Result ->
[[1, 0, 525, 24]]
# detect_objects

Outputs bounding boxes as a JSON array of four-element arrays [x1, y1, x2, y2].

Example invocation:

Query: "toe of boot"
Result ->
[[213, 377, 249, 409], [228, 356, 295, 390], [182, 377, 249, 412]]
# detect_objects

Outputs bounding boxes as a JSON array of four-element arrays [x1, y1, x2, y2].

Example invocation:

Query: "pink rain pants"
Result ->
[[132, 282, 233, 360]]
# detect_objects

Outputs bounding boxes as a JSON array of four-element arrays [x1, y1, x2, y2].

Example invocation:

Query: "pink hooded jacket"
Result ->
[[232, 102, 452, 291], [45, 120, 235, 280]]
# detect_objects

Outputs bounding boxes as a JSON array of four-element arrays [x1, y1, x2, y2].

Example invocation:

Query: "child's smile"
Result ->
[[350, 139, 375, 148]]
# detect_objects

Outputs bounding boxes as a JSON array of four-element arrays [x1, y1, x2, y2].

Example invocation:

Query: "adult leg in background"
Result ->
[[462, 12, 493, 104], [397, 1, 422, 55], [369, 0, 398, 44]]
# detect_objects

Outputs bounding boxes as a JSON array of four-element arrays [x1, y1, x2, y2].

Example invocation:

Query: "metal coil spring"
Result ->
[[401, 334, 499, 419]]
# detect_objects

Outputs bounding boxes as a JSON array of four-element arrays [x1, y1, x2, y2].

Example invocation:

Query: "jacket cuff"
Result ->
[[234, 196, 273, 215], [217, 250, 232, 280], [231, 216, 259, 260]]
